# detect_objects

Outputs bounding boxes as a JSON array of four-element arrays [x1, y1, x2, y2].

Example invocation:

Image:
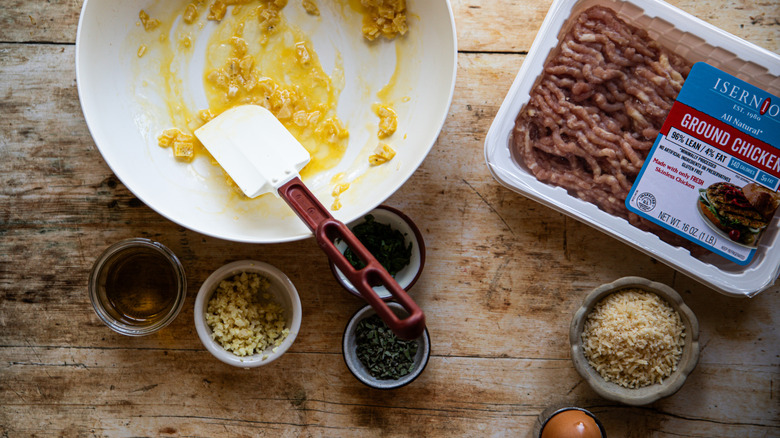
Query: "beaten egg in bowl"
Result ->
[[76, 0, 456, 242]]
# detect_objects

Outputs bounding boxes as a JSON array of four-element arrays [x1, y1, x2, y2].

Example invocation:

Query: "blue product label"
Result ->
[[627, 63, 780, 265]]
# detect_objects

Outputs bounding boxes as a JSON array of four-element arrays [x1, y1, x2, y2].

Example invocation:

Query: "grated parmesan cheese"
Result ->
[[581, 288, 685, 388]]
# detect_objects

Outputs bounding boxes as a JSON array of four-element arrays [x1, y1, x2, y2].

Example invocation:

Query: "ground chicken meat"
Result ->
[[512, 6, 691, 231]]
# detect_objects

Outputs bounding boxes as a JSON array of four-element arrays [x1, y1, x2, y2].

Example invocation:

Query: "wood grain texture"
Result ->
[[1, 0, 778, 436]]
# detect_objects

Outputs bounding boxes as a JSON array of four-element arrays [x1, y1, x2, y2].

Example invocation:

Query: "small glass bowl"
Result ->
[[342, 302, 431, 389], [329, 205, 426, 300], [88, 238, 186, 336]]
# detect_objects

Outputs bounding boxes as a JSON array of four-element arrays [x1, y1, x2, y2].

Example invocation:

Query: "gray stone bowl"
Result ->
[[343, 302, 431, 389], [570, 276, 700, 406]]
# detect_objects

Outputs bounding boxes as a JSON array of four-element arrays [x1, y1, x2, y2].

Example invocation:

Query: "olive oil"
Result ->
[[90, 239, 185, 336], [102, 248, 178, 325]]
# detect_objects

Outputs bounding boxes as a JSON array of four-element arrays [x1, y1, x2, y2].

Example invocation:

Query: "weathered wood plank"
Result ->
[[1, 348, 777, 436], [451, 0, 779, 53], [0, 0, 776, 54], [0, 0, 82, 44], [2, 0, 779, 436]]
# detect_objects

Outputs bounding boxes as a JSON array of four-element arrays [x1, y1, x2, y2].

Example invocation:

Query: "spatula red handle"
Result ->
[[278, 177, 426, 340]]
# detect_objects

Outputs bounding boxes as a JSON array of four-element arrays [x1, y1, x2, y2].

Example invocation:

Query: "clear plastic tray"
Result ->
[[484, 0, 780, 297]]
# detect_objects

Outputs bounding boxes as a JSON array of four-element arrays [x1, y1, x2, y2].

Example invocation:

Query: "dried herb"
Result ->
[[355, 314, 418, 380], [344, 214, 412, 276]]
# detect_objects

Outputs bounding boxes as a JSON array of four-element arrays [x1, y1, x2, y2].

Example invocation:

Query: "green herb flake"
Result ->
[[343, 215, 412, 276], [354, 314, 419, 380]]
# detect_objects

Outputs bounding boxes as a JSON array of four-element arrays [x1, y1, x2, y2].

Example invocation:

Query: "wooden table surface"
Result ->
[[1, 0, 778, 436]]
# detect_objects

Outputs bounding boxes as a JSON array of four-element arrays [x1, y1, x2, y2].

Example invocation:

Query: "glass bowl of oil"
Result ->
[[89, 238, 186, 336]]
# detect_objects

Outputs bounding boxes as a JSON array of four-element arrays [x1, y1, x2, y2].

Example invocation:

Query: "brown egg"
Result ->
[[540, 409, 603, 438]]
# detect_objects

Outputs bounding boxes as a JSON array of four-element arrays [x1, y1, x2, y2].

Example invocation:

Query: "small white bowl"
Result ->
[[194, 260, 302, 368], [570, 276, 700, 405], [329, 205, 425, 300], [342, 303, 431, 389]]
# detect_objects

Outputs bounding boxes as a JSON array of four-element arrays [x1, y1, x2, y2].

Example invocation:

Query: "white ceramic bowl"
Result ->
[[570, 276, 700, 405], [76, 0, 457, 243], [329, 205, 425, 300], [194, 260, 302, 367], [343, 302, 431, 389]]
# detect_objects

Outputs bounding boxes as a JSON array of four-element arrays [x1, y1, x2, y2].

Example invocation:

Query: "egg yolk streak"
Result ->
[[147, 1, 348, 186]]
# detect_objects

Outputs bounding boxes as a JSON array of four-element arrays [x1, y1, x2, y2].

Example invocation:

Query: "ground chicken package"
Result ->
[[485, 0, 780, 297]]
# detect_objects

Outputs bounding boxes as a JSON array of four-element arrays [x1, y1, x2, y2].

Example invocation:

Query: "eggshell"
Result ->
[[540, 409, 603, 438]]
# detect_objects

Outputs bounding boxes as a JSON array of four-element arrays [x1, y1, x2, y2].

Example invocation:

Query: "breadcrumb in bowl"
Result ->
[[76, 0, 458, 244], [570, 276, 700, 405], [194, 260, 302, 367]]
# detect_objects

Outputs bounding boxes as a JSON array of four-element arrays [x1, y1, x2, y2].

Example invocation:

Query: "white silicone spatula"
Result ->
[[195, 105, 425, 340]]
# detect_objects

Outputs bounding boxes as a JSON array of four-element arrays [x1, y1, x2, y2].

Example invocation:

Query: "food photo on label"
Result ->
[[697, 182, 779, 247]]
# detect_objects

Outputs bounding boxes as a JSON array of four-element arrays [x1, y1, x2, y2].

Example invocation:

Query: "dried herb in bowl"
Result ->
[[343, 214, 412, 276], [355, 314, 418, 380]]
